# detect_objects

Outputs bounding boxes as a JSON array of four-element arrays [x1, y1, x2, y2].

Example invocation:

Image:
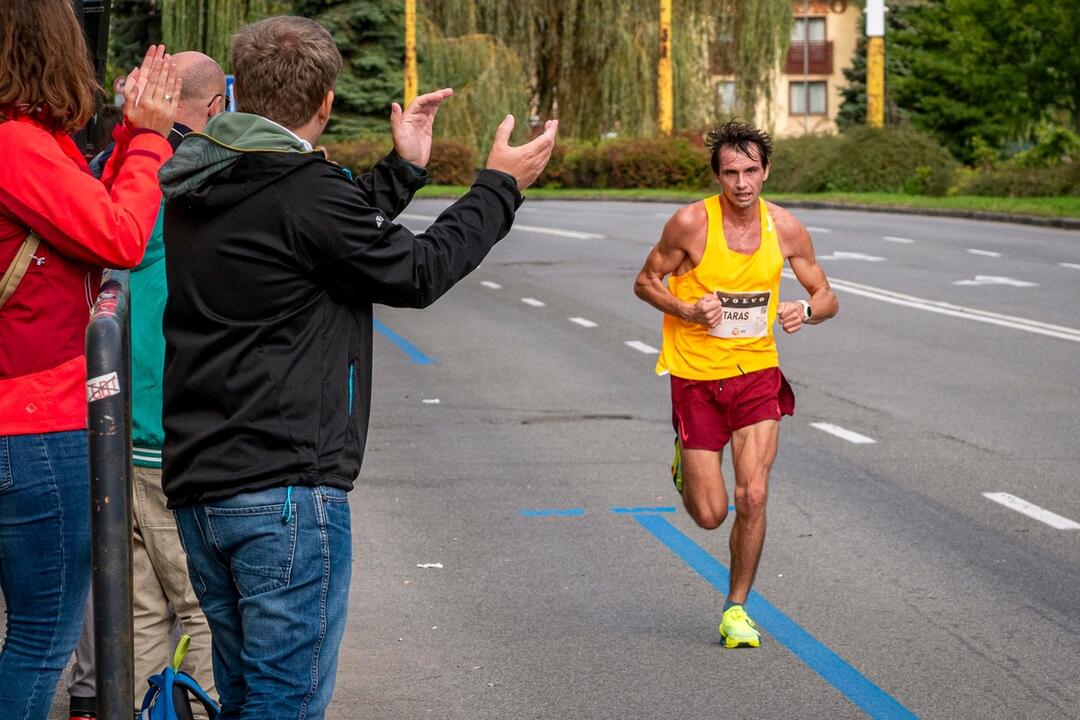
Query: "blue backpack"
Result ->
[[138, 636, 219, 720]]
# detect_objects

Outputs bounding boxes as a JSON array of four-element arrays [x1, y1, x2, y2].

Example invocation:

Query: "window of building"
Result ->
[[790, 81, 827, 115], [791, 17, 826, 43], [717, 81, 736, 113]]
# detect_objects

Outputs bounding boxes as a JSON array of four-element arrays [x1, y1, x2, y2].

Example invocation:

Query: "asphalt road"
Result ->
[[37, 200, 1079, 719]]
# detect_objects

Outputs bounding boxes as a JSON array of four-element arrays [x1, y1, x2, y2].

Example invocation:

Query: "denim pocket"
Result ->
[[0, 437, 12, 492], [205, 502, 297, 597]]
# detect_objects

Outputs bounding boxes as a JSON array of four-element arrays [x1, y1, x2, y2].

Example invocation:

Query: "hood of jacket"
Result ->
[[158, 112, 324, 208]]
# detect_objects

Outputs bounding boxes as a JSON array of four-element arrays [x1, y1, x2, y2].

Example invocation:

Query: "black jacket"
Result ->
[[158, 114, 520, 506]]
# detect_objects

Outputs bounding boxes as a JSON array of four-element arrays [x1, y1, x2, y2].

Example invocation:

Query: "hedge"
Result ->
[[767, 126, 959, 196], [950, 161, 1080, 197], [536, 137, 713, 190], [322, 136, 476, 185], [323, 126, 1077, 197]]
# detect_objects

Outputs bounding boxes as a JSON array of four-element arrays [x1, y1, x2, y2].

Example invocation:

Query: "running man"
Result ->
[[633, 121, 838, 647]]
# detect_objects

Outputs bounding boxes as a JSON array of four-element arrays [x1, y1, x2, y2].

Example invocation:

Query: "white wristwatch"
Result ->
[[798, 300, 812, 320]]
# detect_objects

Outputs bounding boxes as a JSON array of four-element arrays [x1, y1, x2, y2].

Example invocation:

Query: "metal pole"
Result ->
[[658, 0, 673, 135], [72, 0, 113, 159], [866, 0, 886, 127], [86, 270, 134, 720], [404, 0, 418, 106], [802, 0, 809, 133]]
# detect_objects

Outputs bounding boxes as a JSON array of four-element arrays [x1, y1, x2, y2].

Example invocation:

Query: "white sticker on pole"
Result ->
[[866, 0, 885, 36], [86, 372, 121, 402]]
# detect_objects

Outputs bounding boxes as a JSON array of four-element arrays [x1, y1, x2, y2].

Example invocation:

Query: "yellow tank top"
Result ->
[[656, 195, 782, 380]]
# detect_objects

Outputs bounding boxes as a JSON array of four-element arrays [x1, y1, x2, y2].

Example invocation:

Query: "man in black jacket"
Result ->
[[158, 15, 557, 719]]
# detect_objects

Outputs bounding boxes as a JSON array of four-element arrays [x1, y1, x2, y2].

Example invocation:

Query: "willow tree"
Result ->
[[161, 0, 291, 69], [418, 0, 792, 140]]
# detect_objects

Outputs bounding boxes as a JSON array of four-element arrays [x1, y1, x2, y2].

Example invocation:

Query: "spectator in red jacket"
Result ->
[[0, 1, 179, 717]]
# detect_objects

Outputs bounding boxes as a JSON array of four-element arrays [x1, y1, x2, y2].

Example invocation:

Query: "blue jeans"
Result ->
[[0, 431, 92, 720], [174, 485, 352, 720]]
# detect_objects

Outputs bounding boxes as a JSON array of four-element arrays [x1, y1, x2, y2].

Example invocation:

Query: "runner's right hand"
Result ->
[[685, 293, 722, 328], [123, 45, 180, 138], [485, 116, 558, 191]]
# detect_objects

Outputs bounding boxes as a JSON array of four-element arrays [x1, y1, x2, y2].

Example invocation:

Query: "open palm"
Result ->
[[390, 88, 454, 168]]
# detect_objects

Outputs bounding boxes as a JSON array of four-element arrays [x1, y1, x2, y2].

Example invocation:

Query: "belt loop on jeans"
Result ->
[[281, 486, 294, 524]]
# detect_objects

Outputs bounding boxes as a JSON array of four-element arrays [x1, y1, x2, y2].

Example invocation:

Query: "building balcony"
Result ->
[[785, 41, 833, 75]]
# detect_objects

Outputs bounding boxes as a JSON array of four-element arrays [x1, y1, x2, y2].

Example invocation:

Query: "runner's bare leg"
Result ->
[[727, 419, 779, 603]]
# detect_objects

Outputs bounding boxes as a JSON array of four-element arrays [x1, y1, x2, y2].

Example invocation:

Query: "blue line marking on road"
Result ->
[[611, 506, 677, 514], [633, 513, 917, 720], [519, 508, 586, 517], [373, 318, 436, 364]]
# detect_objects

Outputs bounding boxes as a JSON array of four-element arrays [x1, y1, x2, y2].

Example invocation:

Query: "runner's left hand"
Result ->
[[390, 88, 454, 168], [776, 301, 804, 334]]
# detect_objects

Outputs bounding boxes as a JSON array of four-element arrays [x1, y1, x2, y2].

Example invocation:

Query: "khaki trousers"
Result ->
[[69, 466, 216, 716]]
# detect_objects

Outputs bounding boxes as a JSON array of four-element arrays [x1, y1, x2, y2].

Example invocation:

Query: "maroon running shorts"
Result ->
[[670, 367, 795, 451]]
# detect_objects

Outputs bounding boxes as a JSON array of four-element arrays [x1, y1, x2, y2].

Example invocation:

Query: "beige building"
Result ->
[[714, 0, 863, 137]]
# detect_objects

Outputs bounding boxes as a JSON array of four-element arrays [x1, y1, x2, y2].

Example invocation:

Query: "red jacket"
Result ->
[[0, 114, 171, 435]]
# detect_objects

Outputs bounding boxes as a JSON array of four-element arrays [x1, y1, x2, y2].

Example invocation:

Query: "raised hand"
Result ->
[[123, 45, 179, 138], [390, 88, 454, 168], [485, 116, 558, 191]]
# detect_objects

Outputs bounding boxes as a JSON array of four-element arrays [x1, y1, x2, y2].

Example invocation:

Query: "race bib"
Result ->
[[708, 290, 771, 339]]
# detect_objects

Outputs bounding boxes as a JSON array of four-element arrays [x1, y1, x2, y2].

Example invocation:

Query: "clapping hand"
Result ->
[[123, 45, 179, 138], [390, 88, 454, 168], [485, 116, 559, 191]]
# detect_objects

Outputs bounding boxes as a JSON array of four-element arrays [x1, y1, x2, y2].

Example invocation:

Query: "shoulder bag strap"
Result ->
[[0, 232, 41, 310]]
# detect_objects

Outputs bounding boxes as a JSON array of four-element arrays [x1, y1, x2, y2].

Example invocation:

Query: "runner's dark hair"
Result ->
[[706, 121, 773, 173]]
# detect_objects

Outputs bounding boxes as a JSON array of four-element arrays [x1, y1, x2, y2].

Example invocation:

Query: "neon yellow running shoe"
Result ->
[[718, 605, 761, 648], [671, 437, 683, 494]]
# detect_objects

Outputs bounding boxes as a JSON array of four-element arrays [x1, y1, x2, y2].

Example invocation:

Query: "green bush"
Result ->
[[322, 136, 476, 185], [323, 136, 391, 175], [536, 137, 712, 190], [951, 161, 1080, 197], [766, 134, 844, 194], [426, 139, 476, 186], [767, 126, 959, 196]]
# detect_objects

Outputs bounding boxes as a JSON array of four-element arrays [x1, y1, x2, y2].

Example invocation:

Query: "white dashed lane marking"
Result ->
[[400, 214, 604, 240], [806, 226, 832, 234], [521, 297, 546, 307], [624, 341, 659, 354], [1060, 262, 1080, 270], [883, 236, 915, 244], [569, 317, 598, 328], [967, 248, 1003, 258], [982, 493, 1080, 530], [810, 422, 876, 444], [480, 281, 502, 289], [953, 275, 1037, 287]]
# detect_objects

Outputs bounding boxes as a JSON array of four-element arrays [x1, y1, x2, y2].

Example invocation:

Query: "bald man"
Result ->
[[67, 52, 225, 720]]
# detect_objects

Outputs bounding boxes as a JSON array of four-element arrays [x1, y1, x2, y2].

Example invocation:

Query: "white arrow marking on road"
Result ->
[[883, 236, 915, 244], [569, 317, 598, 328], [1060, 262, 1080, 270], [806, 226, 833, 233], [953, 275, 1037, 287], [966, 248, 1003, 258], [982, 493, 1080, 530], [480, 281, 502, 289], [521, 297, 546, 307], [625, 340, 659, 354], [786, 271, 1080, 342], [818, 251, 887, 262], [810, 422, 876, 444], [400, 214, 604, 240]]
